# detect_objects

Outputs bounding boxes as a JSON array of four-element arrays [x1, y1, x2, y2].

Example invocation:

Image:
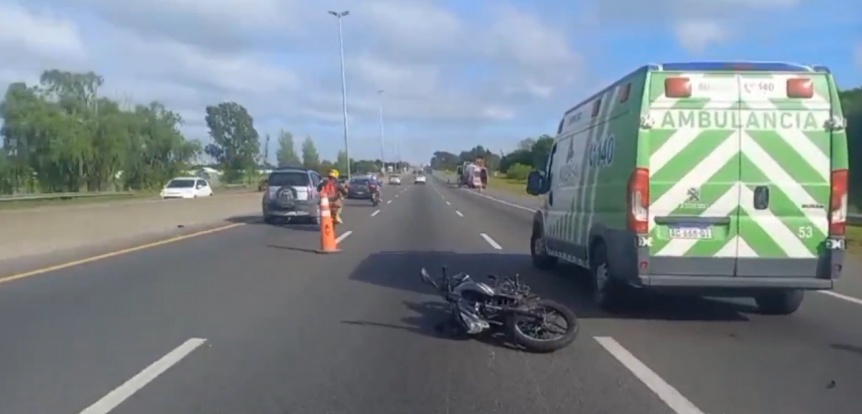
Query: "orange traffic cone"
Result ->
[[316, 195, 340, 254]]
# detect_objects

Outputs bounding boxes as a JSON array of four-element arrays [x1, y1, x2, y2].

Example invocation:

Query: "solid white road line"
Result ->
[[480, 233, 502, 250], [370, 210, 381, 217], [819, 290, 862, 306], [79, 337, 207, 414], [455, 210, 464, 217], [594, 337, 706, 414], [463, 190, 535, 212], [336, 230, 353, 243]]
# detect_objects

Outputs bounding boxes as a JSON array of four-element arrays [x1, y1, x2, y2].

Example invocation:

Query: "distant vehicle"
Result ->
[[389, 176, 402, 185], [262, 167, 322, 225], [526, 61, 849, 316], [414, 175, 427, 184], [161, 177, 213, 199], [347, 177, 374, 199]]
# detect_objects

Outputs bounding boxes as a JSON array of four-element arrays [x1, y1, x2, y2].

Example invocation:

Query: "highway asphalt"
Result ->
[[1, 178, 862, 414]]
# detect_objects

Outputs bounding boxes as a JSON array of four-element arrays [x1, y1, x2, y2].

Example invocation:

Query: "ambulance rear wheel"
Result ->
[[590, 242, 626, 311], [754, 290, 804, 315]]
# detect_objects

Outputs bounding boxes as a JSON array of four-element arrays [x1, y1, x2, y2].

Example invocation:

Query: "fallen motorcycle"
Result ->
[[419, 266, 578, 353]]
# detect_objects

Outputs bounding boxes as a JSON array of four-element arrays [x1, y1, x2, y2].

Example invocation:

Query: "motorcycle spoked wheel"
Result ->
[[504, 299, 578, 353]]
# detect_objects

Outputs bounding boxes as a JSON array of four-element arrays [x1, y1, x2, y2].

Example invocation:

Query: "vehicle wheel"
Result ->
[[754, 290, 804, 315], [590, 242, 626, 311], [263, 215, 278, 225], [309, 214, 321, 225], [530, 224, 558, 270], [505, 299, 578, 353]]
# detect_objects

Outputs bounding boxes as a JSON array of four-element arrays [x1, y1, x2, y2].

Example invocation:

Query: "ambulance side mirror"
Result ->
[[526, 170, 546, 195]]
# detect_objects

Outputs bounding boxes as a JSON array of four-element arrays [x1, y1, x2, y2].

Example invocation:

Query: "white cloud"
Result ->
[[674, 20, 729, 53], [0, 3, 85, 62]]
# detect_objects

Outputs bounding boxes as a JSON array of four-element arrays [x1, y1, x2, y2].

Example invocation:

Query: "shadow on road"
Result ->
[[349, 250, 755, 322], [831, 343, 862, 357], [342, 300, 520, 351], [225, 215, 319, 231]]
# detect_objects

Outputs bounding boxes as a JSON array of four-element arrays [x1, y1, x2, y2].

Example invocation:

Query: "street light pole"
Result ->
[[377, 89, 385, 172], [328, 10, 351, 175]]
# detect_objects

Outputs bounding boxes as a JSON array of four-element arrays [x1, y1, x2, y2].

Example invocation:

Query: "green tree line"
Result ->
[[0, 70, 201, 193], [0, 69, 405, 195], [432, 87, 862, 201], [272, 128, 408, 176], [429, 137, 552, 181]]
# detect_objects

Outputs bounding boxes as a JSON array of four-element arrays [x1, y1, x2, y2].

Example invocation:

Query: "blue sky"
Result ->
[[1, 0, 859, 165]]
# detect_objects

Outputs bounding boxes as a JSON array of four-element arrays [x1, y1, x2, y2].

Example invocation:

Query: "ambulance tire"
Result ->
[[589, 242, 626, 312], [754, 290, 804, 315], [530, 224, 558, 270]]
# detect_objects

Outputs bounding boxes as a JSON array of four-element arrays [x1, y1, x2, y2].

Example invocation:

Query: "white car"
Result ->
[[161, 177, 213, 199], [388, 176, 402, 185], [414, 175, 427, 184]]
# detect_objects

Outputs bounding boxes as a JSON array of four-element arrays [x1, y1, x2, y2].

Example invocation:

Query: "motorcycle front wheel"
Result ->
[[505, 299, 578, 353]]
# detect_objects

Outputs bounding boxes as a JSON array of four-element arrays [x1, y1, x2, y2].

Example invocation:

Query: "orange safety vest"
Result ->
[[322, 180, 343, 204]]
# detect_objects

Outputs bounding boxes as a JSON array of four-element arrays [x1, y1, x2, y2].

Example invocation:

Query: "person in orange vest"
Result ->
[[318, 169, 348, 224]]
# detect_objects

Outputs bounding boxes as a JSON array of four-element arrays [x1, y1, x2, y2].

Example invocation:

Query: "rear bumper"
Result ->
[[598, 232, 845, 293], [347, 192, 373, 199], [639, 275, 832, 290], [631, 254, 842, 292], [263, 201, 318, 217]]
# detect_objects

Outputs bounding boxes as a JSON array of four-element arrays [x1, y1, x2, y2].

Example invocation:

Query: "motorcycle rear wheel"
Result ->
[[505, 299, 578, 353]]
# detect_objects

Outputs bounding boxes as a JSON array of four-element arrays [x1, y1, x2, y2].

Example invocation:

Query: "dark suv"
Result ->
[[346, 176, 374, 199], [262, 168, 323, 224]]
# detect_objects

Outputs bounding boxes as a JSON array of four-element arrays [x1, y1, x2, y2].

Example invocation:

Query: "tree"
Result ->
[[0, 68, 200, 194], [276, 129, 301, 167], [517, 138, 536, 151], [530, 134, 555, 168], [335, 150, 348, 173], [204, 101, 260, 183], [301, 136, 320, 170]]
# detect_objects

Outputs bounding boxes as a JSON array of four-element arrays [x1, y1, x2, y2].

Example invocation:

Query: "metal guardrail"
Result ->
[[849, 214, 862, 225], [0, 191, 136, 202]]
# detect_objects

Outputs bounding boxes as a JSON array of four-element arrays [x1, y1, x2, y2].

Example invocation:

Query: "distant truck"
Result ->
[[456, 162, 485, 188]]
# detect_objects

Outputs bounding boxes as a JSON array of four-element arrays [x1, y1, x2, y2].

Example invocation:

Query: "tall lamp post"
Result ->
[[328, 10, 351, 175], [377, 89, 386, 172]]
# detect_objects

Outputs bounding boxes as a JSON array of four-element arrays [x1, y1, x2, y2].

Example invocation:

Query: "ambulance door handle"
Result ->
[[549, 191, 554, 206], [754, 186, 769, 210]]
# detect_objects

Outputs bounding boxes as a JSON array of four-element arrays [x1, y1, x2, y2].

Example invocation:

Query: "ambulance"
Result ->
[[526, 62, 848, 315]]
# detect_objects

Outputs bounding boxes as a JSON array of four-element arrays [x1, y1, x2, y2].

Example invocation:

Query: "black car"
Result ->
[[346, 177, 373, 199]]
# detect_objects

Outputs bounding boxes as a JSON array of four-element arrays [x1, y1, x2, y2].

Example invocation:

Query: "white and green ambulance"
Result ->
[[526, 62, 849, 315]]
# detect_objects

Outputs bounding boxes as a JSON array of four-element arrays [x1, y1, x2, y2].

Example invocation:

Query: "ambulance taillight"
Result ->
[[664, 77, 691, 98], [786, 78, 814, 98], [627, 168, 650, 234], [830, 169, 848, 236]]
